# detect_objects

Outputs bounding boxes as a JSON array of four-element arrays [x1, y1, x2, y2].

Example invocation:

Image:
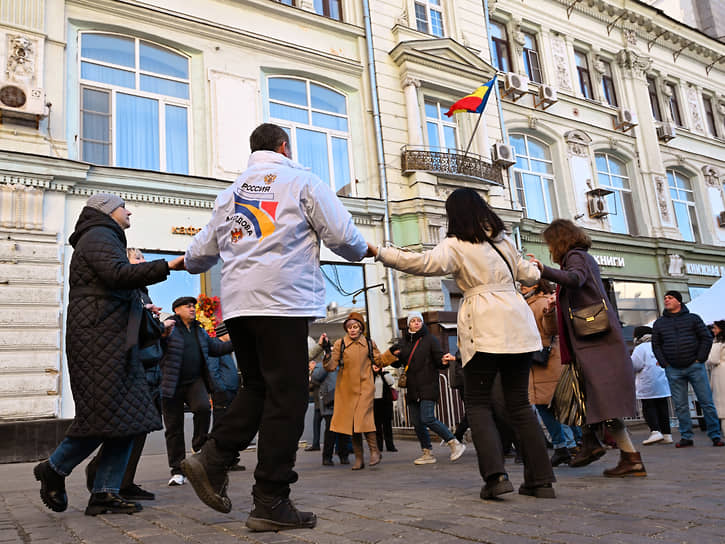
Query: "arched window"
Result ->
[[667, 169, 699, 242], [79, 33, 190, 174], [510, 134, 556, 223], [595, 153, 636, 234], [268, 77, 353, 196]]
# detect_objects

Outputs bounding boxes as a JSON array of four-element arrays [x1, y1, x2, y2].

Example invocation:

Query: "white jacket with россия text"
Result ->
[[184, 150, 367, 319]]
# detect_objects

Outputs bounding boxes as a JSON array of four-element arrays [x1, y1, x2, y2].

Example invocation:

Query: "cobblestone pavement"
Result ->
[[1, 428, 724, 544]]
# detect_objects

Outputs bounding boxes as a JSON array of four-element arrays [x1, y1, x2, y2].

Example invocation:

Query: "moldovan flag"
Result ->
[[445, 76, 497, 117]]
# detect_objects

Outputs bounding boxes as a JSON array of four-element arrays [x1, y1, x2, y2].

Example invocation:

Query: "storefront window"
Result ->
[[144, 251, 201, 316], [309, 263, 367, 344], [612, 281, 658, 331]]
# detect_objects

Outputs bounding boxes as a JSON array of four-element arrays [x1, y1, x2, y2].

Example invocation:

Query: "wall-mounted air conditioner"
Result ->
[[502, 72, 529, 101], [612, 107, 637, 132], [717, 211, 725, 228], [586, 188, 614, 219], [534, 84, 558, 110], [491, 142, 516, 167], [657, 123, 677, 142], [0, 81, 47, 118]]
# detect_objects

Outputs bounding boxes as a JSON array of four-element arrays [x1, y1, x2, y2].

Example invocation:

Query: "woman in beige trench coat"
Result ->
[[324, 312, 396, 470]]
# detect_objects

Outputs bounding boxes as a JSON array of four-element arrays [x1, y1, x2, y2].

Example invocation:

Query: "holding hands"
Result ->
[[441, 353, 455, 366]]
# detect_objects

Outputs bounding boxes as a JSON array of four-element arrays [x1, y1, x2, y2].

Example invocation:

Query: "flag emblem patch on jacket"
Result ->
[[233, 192, 279, 240]]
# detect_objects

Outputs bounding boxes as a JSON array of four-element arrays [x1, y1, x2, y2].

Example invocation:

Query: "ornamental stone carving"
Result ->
[[550, 36, 573, 92], [667, 254, 685, 277], [616, 49, 652, 80], [702, 165, 720, 188], [687, 86, 705, 133], [6, 34, 36, 83], [564, 130, 591, 158], [622, 29, 637, 48], [402, 77, 421, 89], [654, 175, 670, 221], [395, 8, 408, 26], [528, 115, 538, 129]]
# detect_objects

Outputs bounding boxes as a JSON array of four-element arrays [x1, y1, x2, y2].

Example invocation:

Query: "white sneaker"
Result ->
[[661, 434, 673, 444], [414, 449, 437, 465], [642, 431, 664, 445], [168, 474, 186, 486], [448, 438, 467, 461]]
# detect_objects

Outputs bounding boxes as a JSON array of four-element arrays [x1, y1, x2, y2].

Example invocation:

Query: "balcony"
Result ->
[[400, 145, 504, 185]]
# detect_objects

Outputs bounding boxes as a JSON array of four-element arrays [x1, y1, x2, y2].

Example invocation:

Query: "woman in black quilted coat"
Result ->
[[33, 194, 180, 516]]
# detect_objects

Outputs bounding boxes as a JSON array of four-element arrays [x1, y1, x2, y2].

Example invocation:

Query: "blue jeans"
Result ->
[[536, 404, 576, 449], [665, 363, 721, 441], [49, 436, 134, 493], [408, 399, 454, 450]]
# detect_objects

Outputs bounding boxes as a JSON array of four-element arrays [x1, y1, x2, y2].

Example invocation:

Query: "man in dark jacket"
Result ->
[[33, 193, 179, 516], [652, 290, 723, 448], [161, 296, 234, 486]]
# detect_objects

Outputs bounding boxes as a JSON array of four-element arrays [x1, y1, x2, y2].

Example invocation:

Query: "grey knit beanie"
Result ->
[[86, 193, 125, 216], [407, 311, 424, 327]]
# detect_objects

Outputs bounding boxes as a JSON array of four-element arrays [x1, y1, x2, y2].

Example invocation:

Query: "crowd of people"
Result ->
[[32, 123, 725, 532]]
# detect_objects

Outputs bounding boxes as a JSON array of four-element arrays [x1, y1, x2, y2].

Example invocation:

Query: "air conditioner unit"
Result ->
[[491, 142, 516, 167], [0, 82, 47, 117], [657, 123, 677, 142], [718, 211, 725, 228], [534, 84, 558, 109], [613, 107, 637, 132], [586, 188, 613, 219], [502, 72, 529, 101]]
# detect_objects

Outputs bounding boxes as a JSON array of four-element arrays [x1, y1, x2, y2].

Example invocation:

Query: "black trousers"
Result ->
[[373, 398, 396, 451], [641, 397, 672, 434], [464, 352, 554, 487], [162, 377, 211, 475], [210, 316, 309, 498]]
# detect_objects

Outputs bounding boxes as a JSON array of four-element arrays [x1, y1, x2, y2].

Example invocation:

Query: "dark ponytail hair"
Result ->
[[714, 320, 725, 343], [445, 188, 504, 243]]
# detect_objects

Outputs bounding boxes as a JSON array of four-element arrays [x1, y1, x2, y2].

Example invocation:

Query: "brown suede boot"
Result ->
[[603, 451, 647, 477], [351, 434, 365, 470], [365, 432, 381, 466]]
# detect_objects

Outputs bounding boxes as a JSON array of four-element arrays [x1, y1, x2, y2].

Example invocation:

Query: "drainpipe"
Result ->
[[362, 0, 400, 337]]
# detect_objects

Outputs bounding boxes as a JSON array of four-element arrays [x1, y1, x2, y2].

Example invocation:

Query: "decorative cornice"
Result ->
[[616, 48, 653, 79]]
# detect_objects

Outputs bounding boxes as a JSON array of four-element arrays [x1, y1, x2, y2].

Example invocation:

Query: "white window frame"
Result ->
[[414, 0, 444, 37], [267, 76, 355, 196], [510, 133, 556, 223], [78, 32, 192, 173], [667, 169, 699, 242], [595, 152, 635, 234], [424, 100, 457, 151]]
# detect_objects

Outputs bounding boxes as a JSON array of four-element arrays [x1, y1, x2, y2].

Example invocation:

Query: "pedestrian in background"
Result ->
[[372, 363, 397, 453], [306, 336, 325, 452], [706, 320, 725, 432], [631, 326, 672, 445], [372, 188, 555, 500], [34, 194, 177, 516]]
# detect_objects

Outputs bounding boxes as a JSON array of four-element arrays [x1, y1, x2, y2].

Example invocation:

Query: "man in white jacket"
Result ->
[[171, 123, 370, 532]]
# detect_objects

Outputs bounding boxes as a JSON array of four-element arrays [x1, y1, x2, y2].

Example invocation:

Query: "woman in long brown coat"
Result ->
[[522, 279, 578, 467], [530, 219, 645, 478], [324, 312, 396, 470]]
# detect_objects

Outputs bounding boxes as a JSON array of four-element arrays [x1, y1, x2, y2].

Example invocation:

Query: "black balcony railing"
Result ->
[[400, 145, 504, 185]]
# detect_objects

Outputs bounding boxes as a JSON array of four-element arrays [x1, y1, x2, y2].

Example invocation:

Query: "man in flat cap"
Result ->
[[160, 296, 234, 486]]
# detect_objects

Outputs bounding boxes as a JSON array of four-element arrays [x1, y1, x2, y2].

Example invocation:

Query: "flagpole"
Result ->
[[461, 108, 485, 161]]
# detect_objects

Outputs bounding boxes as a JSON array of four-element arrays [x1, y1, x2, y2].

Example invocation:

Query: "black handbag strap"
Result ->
[[487, 238, 516, 284]]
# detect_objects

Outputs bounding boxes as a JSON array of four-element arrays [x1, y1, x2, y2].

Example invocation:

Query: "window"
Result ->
[[425, 101, 457, 150], [666, 84, 683, 126], [79, 33, 190, 174], [415, 0, 444, 37], [703, 95, 718, 137], [667, 169, 699, 242], [522, 32, 542, 83], [595, 153, 636, 234], [268, 77, 353, 196], [646, 76, 662, 121], [510, 134, 556, 223], [600, 60, 618, 107], [314, 0, 341, 20], [574, 50, 593, 99], [613, 282, 658, 329], [278, 0, 294, 4], [490, 21, 511, 73]]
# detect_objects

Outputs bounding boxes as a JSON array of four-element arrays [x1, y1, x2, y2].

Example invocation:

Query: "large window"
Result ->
[[415, 1, 444, 36], [613, 282, 658, 330], [600, 60, 618, 107], [574, 50, 593, 99], [490, 21, 511, 73], [425, 101, 457, 150], [667, 169, 699, 242], [522, 32, 542, 83], [79, 33, 190, 174], [647, 76, 662, 121], [314, 0, 342, 20], [595, 153, 635, 234], [666, 83, 683, 126], [510, 134, 556, 223], [268, 77, 353, 196]]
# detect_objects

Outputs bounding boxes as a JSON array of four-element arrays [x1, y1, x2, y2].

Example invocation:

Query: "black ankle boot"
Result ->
[[85, 492, 141, 516], [34, 461, 67, 512], [246, 491, 316, 532], [181, 439, 233, 513], [550, 447, 572, 467], [480, 473, 514, 500]]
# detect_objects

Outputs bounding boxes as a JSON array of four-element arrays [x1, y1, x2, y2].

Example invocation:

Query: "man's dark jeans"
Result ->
[[162, 377, 211, 475], [210, 316, 310, 498]]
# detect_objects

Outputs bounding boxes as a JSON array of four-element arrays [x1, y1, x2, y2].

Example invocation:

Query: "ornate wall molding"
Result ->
[[550, 36, 573, 92], [687, 86, 705, 134], [654, 175, 671, 221], [703, 165, 721, 188], [564, 129, 592, 158], [0, 184, 43, 230], [616, 49, 652, 80]]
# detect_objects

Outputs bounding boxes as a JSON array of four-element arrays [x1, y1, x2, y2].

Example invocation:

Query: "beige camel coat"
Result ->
[[325, 335, 395, 435], [526, 292, 563, 405]]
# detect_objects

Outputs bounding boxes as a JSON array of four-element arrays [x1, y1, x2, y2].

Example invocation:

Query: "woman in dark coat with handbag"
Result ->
[[530, 219, 645, 478], [33, 194, 181, 516]]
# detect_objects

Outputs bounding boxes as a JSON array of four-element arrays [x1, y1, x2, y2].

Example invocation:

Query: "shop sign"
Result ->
[[685, 262, 725, 277], [171, 226, 201, 235], [592, 254, 625, 268]]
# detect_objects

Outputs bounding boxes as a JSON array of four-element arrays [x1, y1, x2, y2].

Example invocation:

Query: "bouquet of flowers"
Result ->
[[195, 293, 221, 337]]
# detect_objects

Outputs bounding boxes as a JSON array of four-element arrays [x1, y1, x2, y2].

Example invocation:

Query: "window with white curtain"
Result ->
[[425, 101, 457, 151], [510, 134, 556, 223], [595, 153, 636, 234], [415, 0, 444, 37], [667, 169, 699, 242], [79, 33, 190, 174], [268, 77, 353, 196]]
